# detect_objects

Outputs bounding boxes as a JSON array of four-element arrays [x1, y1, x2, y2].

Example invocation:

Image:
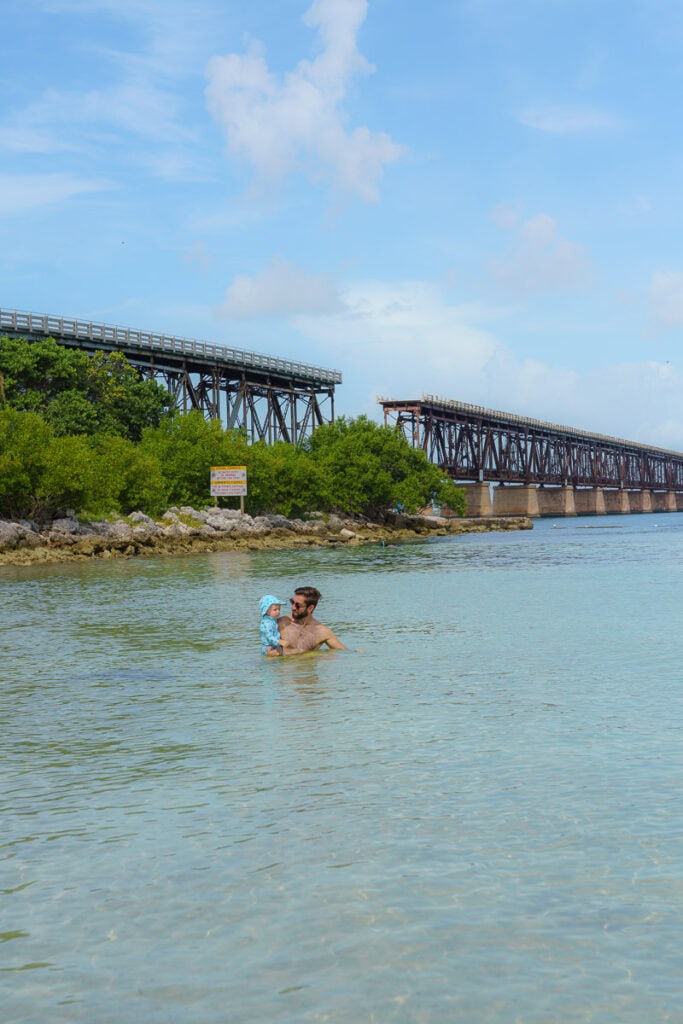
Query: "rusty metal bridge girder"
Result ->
[[1, 309, 340, 444], [381, 397, 683, 491], [156, 368, 335, 445]]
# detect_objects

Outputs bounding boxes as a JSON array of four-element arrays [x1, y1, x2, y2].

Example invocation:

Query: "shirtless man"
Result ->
[[277, 586, 347, 655]]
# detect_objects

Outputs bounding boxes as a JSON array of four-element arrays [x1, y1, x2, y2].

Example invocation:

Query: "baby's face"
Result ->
[[266, 604, 281, 618]]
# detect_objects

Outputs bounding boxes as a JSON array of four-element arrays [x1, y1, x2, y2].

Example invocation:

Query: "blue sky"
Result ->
[[3, 0, 683, 448]]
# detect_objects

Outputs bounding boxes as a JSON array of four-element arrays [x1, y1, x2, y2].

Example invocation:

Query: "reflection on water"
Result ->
[[2, 515, 683, 1023]]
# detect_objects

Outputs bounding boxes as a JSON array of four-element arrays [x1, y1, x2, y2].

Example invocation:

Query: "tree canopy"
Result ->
[[0, 336, 465, 522], [303, 416, 464, 518], [0, 335, 172, 440]]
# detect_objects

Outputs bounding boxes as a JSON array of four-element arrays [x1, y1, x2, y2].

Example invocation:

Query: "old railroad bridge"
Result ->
[[0, 308, 340, 445], [3, 309, 682, 516], [380, 395, 683, 516]]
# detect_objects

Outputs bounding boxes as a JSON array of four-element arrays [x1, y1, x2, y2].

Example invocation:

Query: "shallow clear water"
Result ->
[[2, 515, 683, 1023]]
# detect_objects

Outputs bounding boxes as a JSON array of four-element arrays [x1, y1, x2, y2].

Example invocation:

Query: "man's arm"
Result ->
[[322, 627, 347, 650]]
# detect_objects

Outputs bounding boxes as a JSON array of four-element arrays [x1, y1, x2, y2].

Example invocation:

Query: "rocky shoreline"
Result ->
[[0, 507, 533, 566]]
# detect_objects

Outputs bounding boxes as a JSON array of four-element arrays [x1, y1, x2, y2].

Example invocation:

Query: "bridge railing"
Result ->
[[379, 394, 683, 489], [0, 309, 342, 385], [414, 392, 683, 459]]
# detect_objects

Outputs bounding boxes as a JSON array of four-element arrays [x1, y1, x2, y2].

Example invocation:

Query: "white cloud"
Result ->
[[0, 1, 211, 163], [6, 77, 195, 151], [183, 241, 213, 272], [0, 174, 113, 215], [572, 361, 683, 450], [294, 280, 504, 409], [80, 82, 195, 144], [219, 259, 342, 318], [40, 0, 221, 77], [576, 48, 605, 92], [649, 270, 683, 328], [516, 104, 623, 134], [289, 277, 683, 448], [205, 0, 403, 200], [0, 126, 71, 154], [490, 202, 522, 231], [492, 212, 593, 295]]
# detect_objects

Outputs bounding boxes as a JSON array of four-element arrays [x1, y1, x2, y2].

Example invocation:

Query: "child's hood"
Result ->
[[259, 594, 286, 616]]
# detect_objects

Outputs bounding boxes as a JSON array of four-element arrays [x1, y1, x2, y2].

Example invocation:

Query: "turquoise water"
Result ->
[[2, 515, 683, 1023]]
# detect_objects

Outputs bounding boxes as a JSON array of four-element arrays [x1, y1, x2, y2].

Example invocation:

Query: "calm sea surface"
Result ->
[[2, 515, 683, 1023]]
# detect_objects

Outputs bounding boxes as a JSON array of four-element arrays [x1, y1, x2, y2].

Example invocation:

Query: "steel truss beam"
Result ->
[[380, 396, 683, 491], [222, 378, 333, 445], [1, 308, 340, 443], [150, 368, 334, 444]]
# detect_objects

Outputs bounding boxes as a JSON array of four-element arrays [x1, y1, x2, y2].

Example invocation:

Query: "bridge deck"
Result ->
[[1, 308, 340, 443], [380, 394, 683, 491], [0, 309, 341, 387]]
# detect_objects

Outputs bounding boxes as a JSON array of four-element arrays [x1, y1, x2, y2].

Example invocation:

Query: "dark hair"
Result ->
[[295, 586, 321, 608]]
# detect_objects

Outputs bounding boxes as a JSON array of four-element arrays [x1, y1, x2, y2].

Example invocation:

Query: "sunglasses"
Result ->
[[289, 598, 308, 609]]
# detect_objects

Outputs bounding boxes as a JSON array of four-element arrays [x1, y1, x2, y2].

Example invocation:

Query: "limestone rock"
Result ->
[[84, 520, 114, 536], [236, 518, 268, 535], [129, 511, 155, 525], [50, 517, 82, 535], [184, 508, 210, 523], [299, 520, 327, 535], [16, 526, 43, 549], [106, 521, 135, 540], [0, 521, 22, 548], [205, 515, 238, 533], [162, 522, 191, 537], [132, 524, 161, 541], [261, 513, 294, 530], [198, 524, 218, 536]]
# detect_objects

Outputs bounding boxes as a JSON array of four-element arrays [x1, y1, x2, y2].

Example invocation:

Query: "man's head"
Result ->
[[289, 586, 321, 621]]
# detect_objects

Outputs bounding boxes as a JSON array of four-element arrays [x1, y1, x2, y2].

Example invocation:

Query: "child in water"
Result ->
[[259, 595, 289, 656]]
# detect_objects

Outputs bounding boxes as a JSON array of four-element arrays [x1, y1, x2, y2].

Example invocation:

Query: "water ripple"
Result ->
[[2, 517, 683, 1022]]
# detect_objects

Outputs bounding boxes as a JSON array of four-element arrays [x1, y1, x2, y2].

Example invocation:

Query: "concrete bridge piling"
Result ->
[[460, 485, 683, 518], [381, 395, 683, 519]]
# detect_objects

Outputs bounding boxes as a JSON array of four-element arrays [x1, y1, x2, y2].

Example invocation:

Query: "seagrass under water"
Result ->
[[2, 515, 682, 1023]]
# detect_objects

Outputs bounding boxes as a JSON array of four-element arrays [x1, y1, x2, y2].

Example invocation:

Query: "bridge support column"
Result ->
[[536, 486, 576, 516], [652, 491, 677, 512], [603, 489, 630, 514], [574, 488, 607, 515], [458, 482, 493, 517], [677, 493, 683, 512], [492, 484, 540, 517], [628, 490, 653, 513]]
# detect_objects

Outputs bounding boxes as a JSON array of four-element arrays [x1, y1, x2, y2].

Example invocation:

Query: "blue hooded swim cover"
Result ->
[[259, 594, 286, 617]]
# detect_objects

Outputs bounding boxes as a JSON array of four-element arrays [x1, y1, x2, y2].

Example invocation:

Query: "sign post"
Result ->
[[210, 466, 247, 514]]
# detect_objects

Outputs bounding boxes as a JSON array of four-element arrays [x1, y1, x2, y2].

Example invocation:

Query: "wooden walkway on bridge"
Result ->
[[0, 308, 341, 444], [380, 394, 683, 516]]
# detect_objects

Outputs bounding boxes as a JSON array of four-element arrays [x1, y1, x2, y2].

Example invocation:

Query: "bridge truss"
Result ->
[[1, 309, 341, 444], [380, 395, 683, 491]]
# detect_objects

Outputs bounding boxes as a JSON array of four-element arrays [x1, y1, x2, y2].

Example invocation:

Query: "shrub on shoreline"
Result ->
[[0, 335, 465, 521], [0, 407, 465, 522]]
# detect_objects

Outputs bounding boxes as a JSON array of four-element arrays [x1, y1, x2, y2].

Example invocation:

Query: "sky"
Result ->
[[2, 0, 683, 449]]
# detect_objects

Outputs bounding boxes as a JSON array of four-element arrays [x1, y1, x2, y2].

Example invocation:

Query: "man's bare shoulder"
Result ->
[[313, 621, 347, 649]]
